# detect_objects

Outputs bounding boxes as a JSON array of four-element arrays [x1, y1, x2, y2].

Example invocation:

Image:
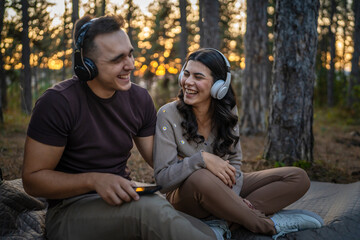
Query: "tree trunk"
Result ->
[[198, 0, 204, 48], [101, 0, 106, 16], [347, 0, 360, 106], [264, 0, 320, 164], [126, 0, 133, 48], [21, 0, 32, 115], [0, 0, 5, 123], [327, 0, 336, 107], [72, 0, 79, 72], [72, 0, 79, 34], [62, 0, 67, 81], [341, 0, 348, 96], [179, 0, 188, 64], [240, 0, 269, 135], [125, 0, 135, 82], [33, 66, 38, 98], [202, 0, 220, 48]]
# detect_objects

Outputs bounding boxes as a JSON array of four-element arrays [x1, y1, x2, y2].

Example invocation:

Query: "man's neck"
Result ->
[[87, 80, 116, 99]]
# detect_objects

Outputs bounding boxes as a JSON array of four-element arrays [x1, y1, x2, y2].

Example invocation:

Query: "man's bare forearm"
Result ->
[[22, 170, 99, 199]]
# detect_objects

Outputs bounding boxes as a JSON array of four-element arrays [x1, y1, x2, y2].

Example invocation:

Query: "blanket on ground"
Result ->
[[0, 179, 46, 239], [1, 179, 359, 240], [232, 181, 360, 240]]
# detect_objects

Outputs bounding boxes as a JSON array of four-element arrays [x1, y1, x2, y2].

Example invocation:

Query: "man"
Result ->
[[22, 15, 217, 240]]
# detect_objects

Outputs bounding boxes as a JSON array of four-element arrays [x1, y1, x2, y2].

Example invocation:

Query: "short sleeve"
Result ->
[[27, 90, 73, 146], [135, 90, 157, 137]]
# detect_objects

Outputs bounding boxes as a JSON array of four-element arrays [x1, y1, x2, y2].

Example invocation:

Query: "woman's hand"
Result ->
[[201, 151, 236, 187]]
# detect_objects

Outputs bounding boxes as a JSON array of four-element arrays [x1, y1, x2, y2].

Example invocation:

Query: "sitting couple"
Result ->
[[22, 14, 323, 240]]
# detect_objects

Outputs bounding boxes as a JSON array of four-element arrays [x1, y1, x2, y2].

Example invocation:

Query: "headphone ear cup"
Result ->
[[83, 57, 98, 80], [74, 50, 90, 81], [211, 80, 225, 99], [217, 85, 229, 99], [74, 54, 98, 81], [178, 62, 187, 87]]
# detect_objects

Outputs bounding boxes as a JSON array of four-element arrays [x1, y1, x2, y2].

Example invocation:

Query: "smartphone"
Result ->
[[133, 185, 162, 196]]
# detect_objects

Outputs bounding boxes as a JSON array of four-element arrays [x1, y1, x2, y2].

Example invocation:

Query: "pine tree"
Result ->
[[121, 0, 142, 82], [202, 0, 220, 48], [141, 0, 176, 87], [20, 0, 32, 114], [240, 0, 269, 135], [264, 0, 320, 164], [0, 0, 5, 123], [327, 0, 337, 107], [347, 0, 360, 107], [179, 0, 188, 64], [29, 0, 57, 96]]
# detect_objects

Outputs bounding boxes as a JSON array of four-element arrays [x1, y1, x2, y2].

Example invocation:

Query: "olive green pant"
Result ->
[[45, 193, 216, 240]]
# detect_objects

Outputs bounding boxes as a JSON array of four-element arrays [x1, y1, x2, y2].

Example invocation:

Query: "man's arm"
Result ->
[[22, 136, 139, 205], [133, 135, 154, 168]]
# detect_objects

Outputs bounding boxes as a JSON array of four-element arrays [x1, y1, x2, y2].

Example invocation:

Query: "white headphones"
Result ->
[[178, 48, 231, 100]]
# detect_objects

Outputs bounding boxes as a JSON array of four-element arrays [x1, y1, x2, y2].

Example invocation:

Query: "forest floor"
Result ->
[[1, 108, 360, 184]]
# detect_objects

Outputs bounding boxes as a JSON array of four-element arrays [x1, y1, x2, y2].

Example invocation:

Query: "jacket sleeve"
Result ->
[[227, 122, 243, 196], [153, 105, 206, 193]]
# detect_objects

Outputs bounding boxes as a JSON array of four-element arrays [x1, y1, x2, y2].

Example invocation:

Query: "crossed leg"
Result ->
[[166, 167, 310, 235]]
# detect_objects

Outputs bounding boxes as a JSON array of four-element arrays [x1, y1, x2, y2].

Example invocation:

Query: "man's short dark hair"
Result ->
[[73, 15, 125, 58]]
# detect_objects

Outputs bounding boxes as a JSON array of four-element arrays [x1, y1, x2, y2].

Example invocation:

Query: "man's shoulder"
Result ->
[[49, 77, 81, 93], [129, 83, 150, 95], [126, 83, 154, 107], [37, 77, 82, 108]]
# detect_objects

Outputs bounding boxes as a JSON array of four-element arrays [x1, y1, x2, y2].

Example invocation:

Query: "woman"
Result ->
[[153, 48, 323, 240]]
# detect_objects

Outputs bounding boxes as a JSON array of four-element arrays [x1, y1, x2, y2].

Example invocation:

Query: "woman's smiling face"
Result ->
[[180, 60, 214, 108]]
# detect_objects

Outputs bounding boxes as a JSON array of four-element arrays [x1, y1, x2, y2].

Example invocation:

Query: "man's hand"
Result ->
[[22, 137, 140, 206], [202, 151, 236, 187], [93, 173, 140, 206]]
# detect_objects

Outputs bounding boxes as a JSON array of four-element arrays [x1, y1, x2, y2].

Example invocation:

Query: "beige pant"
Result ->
[[46, 193, 216, 240], [167, 167, 310, 235]]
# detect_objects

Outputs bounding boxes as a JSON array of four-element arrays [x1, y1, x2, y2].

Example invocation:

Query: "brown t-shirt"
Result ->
[[27, 77, 156, 179]]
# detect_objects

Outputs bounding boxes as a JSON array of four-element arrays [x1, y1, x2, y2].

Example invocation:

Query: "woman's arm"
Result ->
[[201, 151, 236, 187], [226, 120, 243, 195], [153, 104, 206, 193]]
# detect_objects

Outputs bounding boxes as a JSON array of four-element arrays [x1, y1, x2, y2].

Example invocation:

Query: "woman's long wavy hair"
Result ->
[[177, 48, 239, 157]]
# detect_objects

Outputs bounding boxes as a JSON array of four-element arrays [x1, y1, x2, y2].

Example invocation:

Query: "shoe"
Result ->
[[203, 219, 231, 240], [279, 209, 324, 225], [271, 210, 323, 240]]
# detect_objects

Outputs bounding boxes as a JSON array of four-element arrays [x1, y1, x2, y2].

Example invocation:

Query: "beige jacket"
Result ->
[[153, 100, 243, 195]]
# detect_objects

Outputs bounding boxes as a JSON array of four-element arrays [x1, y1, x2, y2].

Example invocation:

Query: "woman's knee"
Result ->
[[288, 167, 310, 193]]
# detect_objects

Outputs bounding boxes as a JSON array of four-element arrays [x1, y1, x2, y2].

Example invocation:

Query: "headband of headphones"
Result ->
[[209, 48, 231, 72], [75, 18, 98, 50]]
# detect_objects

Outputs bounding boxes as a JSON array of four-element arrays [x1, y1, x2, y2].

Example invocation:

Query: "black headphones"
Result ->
[[178, 48, 231, 100], [74, 18, 98, 81]]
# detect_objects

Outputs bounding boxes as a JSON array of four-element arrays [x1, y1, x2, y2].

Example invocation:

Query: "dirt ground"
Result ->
[[2, 121, 359, 184]]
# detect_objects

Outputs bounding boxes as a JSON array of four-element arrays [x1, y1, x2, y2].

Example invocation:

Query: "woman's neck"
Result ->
[[193, 104, 213, 139]]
